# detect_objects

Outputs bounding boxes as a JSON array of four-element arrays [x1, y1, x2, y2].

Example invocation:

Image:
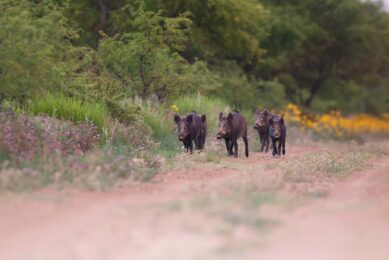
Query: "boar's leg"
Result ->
[[184, 139, 193, 154], [272, 138, 277, 156], [183, 140, 188, 153], [224, 139, 229, 155], [277, 141, 282, 156], [259, 134, 264, 152], [233, 139, 238, 158], [282, 140, 286, 155], [200, 133, 206, 150], [188, 141, 193, 154], [200, 135, 205, 150], [194, 135, 201, 150], [265, 135, 270, 153], [243, 136, 249, 158], [225, 139, 233, 156]]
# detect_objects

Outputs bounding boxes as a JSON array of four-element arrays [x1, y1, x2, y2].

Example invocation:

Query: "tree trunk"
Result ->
[[97, 0, 108, 31], [304, 77, 325, 108], [303, 60, 334, 108], [139, 55, 148, 98]]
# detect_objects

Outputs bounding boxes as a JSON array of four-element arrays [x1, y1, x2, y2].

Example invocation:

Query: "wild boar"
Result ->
[[174, 112, 207, 153], [216, 110, 249, 158], [269, 115, 286, 157], [253, 109, 274, 152]]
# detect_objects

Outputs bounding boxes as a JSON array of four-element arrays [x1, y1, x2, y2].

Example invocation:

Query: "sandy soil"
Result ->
[[258, 158, 389, 260], [0, 145, 388, 260]]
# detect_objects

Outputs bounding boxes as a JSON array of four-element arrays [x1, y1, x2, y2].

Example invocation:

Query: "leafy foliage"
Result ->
[[98, 3, 194, 100], [152, 0, 269, 65], [1, 0, 388, 113], [0, 0, 75, 103]]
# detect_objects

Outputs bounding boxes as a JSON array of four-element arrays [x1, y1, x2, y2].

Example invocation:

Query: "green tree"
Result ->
[[98, 3, 219, 100], [0, 0, 75, 103], [258, 0, 389, 112], [152, 0, 269, 67]]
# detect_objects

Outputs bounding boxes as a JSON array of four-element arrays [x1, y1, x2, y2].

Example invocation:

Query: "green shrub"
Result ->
[[29, 94, 108, 132], [0, 0, 75, 104], [106, 100, 141, 125]]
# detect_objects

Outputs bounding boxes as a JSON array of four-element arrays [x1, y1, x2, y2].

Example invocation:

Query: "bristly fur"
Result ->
[[217, 111, 249, 158], [174, 112, 207, 154]]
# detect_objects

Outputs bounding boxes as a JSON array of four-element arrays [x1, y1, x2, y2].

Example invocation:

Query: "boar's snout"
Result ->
[[272, 128, 281, 139], [178, 131, 189, 141], [216, 129, 226, 139], [254, 119, 265, 129]]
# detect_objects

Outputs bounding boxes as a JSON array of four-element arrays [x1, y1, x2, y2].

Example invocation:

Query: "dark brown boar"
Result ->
[[253, 109, 274, 153], [174, 112, 207, 154], [216, 110, 249, 158], [269, 115, 286, 157]]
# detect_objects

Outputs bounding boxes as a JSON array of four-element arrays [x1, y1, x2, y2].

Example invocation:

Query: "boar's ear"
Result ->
[[227, 112, 233, 122], [280, 114, 285, 124], [269, 117, 274, 125], [186, 114, 193, 124], [174, 114, 181, 124], [255, 109, 260, 115], [263, 109, 269, 117], [201, 114, 206, 122], [219, 112, 223, 120]]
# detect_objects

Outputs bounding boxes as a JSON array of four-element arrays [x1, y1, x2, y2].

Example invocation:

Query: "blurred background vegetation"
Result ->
[[1, 0, 388, 114]]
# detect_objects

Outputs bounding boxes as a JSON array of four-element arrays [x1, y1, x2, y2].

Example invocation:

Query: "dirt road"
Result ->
[[259, 158, 389, 260], [0, 144, 388, 260]]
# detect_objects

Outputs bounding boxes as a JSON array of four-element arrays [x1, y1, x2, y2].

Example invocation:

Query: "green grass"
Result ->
[[29, 93, 108, 132], [136, 100, 180, 157]]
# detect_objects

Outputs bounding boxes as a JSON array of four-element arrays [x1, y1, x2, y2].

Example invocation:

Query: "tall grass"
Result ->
[[135, 100, 180, 157], [29, 94, 108, 132]]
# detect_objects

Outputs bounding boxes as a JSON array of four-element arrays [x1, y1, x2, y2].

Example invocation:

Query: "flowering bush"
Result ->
[[0, 112, 100, 162], [35, 116, 100, 154], [285, 103, 389, 138]]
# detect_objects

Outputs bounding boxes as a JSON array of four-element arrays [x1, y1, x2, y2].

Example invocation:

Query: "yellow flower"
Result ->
[[284, 103, 389, 135], [170, 104, 179, 112]]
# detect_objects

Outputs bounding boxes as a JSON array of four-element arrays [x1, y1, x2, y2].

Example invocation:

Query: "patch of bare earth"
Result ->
[[258, 157, 389, 260], [0, 144, 388, 260]]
